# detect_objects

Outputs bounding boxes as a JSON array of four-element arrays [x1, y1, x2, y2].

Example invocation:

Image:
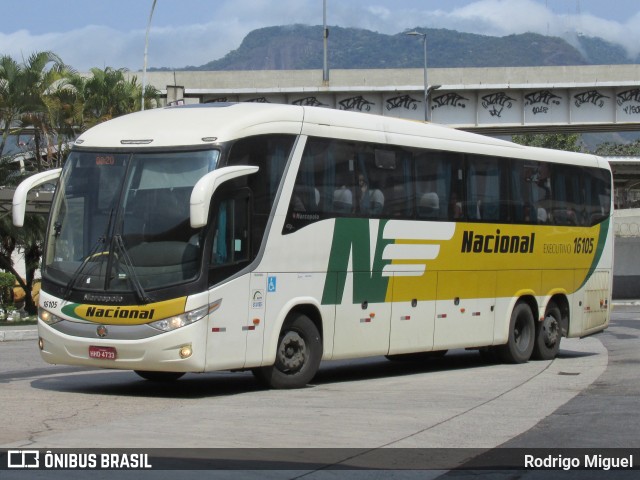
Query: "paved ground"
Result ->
[[1, 305, 637, 480]]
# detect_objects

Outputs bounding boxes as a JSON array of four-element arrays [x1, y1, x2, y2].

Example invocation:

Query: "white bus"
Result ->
[[13, 103, 613, 388]]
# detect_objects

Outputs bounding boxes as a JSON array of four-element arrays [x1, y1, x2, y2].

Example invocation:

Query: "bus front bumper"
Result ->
[[37, 319, 208, 373]]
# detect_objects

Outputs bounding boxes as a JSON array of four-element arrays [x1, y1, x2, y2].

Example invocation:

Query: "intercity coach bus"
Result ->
[[13, 103, 613, 388]]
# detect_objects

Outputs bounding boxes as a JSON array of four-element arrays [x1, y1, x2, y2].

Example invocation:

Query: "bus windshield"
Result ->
[[44, 149, 219, 294]]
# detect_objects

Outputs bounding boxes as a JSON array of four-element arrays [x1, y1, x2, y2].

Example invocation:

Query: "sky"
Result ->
[[1, 0, 640, 71]]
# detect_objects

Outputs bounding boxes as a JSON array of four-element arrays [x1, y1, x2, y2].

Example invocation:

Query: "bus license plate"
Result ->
[[89, 346, 117, 360]]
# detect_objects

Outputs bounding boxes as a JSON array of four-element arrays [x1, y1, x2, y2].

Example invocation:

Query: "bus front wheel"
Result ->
[[253, 313, 322, 389], [532, 303, 562, 360], [498, 302, 535, 364]]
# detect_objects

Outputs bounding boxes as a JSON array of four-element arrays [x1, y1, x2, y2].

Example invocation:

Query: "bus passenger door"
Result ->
[[434, 271, 496, 349], [332, 272, 392, 359], [205, 192, 254, 371], [206, 275, 250, 371]]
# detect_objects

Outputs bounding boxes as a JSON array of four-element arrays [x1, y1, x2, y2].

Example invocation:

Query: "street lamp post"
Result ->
[[142, 0, 158, 111], [405, 31, 429, 121]]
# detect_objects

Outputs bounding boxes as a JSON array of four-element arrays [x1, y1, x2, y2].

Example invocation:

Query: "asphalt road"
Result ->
[[0, 306, 638, 479]]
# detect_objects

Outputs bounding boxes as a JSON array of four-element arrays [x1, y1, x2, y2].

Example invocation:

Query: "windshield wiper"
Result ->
[[63, 209, 116, 300], [113, 234, 152, 304]]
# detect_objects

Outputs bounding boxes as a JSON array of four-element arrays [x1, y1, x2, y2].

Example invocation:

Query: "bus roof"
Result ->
[[74, 102, 606, 169]]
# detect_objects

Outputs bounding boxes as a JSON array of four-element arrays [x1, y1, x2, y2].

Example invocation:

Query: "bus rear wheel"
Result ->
[[532, 303, 562, 360], [253, 313, 322, 389], [498, 302, 535, 364], [134, 371, 185, 382]]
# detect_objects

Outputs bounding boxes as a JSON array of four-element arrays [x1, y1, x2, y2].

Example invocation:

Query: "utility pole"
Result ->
[[323, 0, 329, 85], [142, 0, 157, 111]]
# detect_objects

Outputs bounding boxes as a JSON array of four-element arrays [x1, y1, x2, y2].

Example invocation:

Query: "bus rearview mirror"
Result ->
[[190, 165, 259, 228], [13, 168, 62, 227]]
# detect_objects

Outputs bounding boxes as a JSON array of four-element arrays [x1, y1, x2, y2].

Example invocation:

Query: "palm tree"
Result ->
[[0, 55, 24, 158], [1, 55, 162, 315], [41, 72, 85, 168], [17, 51, 71, 172], [83, 67, 159, 127]]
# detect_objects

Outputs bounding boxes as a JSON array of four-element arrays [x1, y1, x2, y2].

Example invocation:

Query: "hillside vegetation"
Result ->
[[158, 25, 637, 71]]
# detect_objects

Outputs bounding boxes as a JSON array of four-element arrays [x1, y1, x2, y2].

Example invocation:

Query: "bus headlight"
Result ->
[[149, 305, 209, 332], [39, 308, 63, 325]]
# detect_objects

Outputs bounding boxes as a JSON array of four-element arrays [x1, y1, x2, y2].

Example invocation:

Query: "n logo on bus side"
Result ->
[[321, 218, 455, 305]]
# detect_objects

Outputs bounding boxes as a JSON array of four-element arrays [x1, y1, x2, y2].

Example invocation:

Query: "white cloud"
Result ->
[[0, 0, 638, 70]]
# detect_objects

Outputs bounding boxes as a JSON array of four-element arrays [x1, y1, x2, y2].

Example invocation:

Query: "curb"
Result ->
[[0, 329, 38, 342]]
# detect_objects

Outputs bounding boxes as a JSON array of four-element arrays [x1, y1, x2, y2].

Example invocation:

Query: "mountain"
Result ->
[[166, 25, 638, 71]]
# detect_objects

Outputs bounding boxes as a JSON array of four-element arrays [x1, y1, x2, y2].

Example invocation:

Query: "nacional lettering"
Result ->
[[461, 230, 535, 254], [85, 306, 155, 320]]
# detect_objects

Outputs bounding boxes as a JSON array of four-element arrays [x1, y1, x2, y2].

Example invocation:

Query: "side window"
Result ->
[[466, 155, 503, 221], [209, 190, 251, 285], [355, 149, 387, 217], [211, 194, 250, 266], [514, 160, 552, 224], [289, 137, 356, 218], [353, 146, 411, 219], [227, 134, 295, 214], [285, 138, 414, 232], [415, 151, 463, 221], [552, 165, 583, 225], [583, 168, 611, 226], [379, 149, 413, 218]]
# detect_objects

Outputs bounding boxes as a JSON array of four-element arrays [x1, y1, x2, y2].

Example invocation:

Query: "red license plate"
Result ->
[[89, 346, 117, 360]]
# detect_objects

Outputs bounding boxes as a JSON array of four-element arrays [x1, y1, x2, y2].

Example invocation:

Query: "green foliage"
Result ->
[[511, 133, 583, 152], [0, 271, 15, 307], [181, 26, 638, 72], [594, 140, 640, 156]]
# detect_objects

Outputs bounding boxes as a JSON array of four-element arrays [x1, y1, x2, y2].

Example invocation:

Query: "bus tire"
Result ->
[[253, 313, 322, 389], [532, 303, 562, 360], [498, 302, 535, 364], [134, 370, 185, 382]]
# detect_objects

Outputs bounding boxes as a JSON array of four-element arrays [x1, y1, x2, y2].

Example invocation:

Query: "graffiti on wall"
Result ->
[[524, 90, 562, 115], [617, 89, 640, 115], [245, 97, 270, 103], [481, 92, 516, 118], [574, 90, 609, 108], [339, 96, 375, 112], [431, 92, 468, 110], [292, 96, 328, 107], [386, 94, 420, 111]]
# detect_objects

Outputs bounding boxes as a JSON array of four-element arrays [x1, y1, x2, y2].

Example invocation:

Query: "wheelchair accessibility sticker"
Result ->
[[267, 276, 277, 293]]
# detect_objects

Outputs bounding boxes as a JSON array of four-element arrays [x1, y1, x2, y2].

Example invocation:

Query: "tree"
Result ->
[[83, 67, 159, 127], [0, 55, 24, 157], [17, 51, 72, 172], [41, 72, 85, 168], [511, 133, 583, 152], [0, 213, 46, 315], [0, 271, 14, 312], [595, 139, 640, 156], [1, 54, 161, 315]]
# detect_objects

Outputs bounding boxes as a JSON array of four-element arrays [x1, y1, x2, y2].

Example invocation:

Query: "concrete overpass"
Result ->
[[141, 65, 640, 134]]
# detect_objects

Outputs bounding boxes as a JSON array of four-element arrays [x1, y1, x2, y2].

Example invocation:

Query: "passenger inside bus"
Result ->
[[418, 192, 440, 219], [333, 187, 353, 213]]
